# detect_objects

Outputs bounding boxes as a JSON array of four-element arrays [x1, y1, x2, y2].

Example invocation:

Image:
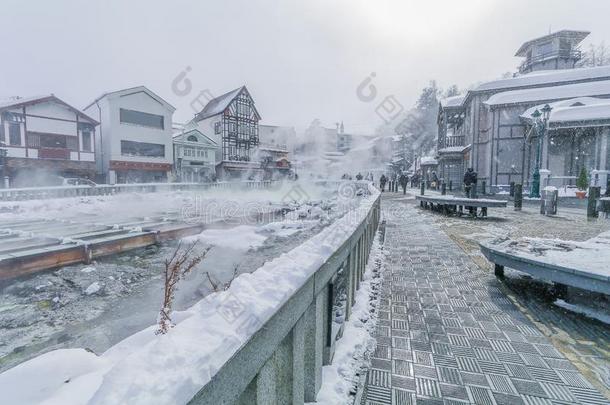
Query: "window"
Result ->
[[82, 131, 92, 152], [120, 140, 165, 157], [40, 134, 68, 149], [187, 135, 198, 142], [214, 122, 221, 134], [119, 109, 164, 129], [9, 123, 21, 146], [0, 122, 4, 143]]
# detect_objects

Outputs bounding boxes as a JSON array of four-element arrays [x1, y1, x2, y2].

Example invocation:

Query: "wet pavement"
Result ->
[[362, 193, 610, 405]]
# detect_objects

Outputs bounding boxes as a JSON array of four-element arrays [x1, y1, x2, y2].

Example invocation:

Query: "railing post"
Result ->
[[303, 289, 324, 401], [255, 355, 277, 404]]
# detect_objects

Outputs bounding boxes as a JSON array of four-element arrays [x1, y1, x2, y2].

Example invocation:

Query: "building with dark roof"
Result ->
[[188, 86, 261, 179], [0, 95, 98, 187]]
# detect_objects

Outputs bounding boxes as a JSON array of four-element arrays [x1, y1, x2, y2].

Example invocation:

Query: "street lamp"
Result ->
[[529, 104, 552, 198]]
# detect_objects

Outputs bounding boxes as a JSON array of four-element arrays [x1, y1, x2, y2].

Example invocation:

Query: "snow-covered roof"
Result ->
[[520, 97, 610, 128], [0, 94, 99, 124], [473, 65, 610, 93], [0, 94, 51, 109], [484, 79, 610, 107], [420, 156, 438, 165], [515, 30, 589, 57], [437, 145, 471, 154], [172, 128, 218, 146], [194, 86, 261, 121], [440, 94, 466, 108], [84, 86, 175, 112]]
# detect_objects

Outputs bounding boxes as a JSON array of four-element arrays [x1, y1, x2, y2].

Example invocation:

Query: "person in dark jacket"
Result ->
[[431, 171, 439, 190], [463, 168, 477, 197], [379, 174, 387, 192], [355, 172, 363, 181], [399, 173, 409, 194]]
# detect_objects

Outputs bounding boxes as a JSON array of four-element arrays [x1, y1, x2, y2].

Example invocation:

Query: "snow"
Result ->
[[484, 230, 610, 279], [309, 230, 387, 405], [84, 282, 102, 295], [520, 96, 610, 125], [185, 225, 268, 250], [419, 156, 438, 165], [0, 184, 380, 405], [0, 94, 53, 110], [484, 79, 610, 107], [554, 299, 610, 325], [80, 267, 96, 273], [474, 65, 610, 92], [439, 94, 466, 108], [437, 144, 470, 154]]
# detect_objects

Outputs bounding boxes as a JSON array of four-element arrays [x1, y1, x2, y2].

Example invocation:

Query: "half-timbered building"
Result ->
[[189, 86, 261, 179]]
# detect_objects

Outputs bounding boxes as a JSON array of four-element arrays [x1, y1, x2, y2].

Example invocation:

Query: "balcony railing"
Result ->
[[519, 49, 582, 73], [439, 135, 465, 150], [38, 147, 70, 160]]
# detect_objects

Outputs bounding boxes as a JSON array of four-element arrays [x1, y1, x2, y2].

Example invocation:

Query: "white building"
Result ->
[[172, 129, 218, 182], [84, 86, 175, 184], [0, 95, 97, 187]]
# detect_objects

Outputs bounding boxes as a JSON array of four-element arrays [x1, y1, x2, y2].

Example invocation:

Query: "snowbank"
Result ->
[[484, 231, 610, 279], [0, 185, 380, 405]]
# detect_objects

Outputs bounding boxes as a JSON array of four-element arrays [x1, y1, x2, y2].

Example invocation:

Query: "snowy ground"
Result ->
[[405, 190, 610, 394], [0, 182, 379, 405], [0, 181, 361, 372]]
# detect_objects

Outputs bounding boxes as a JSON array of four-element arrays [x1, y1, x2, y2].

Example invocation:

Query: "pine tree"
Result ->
[[576, 166, 588, 191]]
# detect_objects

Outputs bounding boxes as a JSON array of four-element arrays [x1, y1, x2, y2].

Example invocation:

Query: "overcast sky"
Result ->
[[1, 0, 609, 133]]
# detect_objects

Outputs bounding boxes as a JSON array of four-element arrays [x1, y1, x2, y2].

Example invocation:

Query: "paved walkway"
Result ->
[[362, 194, 609, 405]]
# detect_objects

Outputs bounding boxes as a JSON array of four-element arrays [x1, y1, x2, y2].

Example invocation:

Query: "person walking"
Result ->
[[399, 172, 408, 195], [463, 167, 477, 198], [431, 171, 439, 190], [379, 174, 387, 192], [355, 172, 363, 181]]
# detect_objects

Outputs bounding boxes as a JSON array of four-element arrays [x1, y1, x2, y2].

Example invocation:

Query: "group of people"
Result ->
[[344, 167, 478, 197], [379, 173, 410, 194]]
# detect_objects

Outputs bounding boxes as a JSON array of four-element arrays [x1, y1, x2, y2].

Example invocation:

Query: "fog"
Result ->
[[2, 0, 610, 134]]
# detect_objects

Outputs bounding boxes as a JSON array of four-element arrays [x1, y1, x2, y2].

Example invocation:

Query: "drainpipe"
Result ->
[[95, 100, 104, 183]]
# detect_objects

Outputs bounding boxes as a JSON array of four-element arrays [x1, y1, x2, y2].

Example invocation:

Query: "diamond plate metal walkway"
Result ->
[[362, 195, 610, 405]]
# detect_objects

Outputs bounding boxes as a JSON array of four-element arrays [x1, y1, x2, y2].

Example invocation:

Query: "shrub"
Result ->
[[576, 167, 589, 191]]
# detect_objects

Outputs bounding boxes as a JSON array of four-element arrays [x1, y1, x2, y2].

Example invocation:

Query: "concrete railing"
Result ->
[[0, 181, 275, 201], [188, 192, 381, 405]]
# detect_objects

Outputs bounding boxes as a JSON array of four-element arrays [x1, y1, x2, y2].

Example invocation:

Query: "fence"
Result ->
[[188, 191, 381, 405], [0, 181, 274, 201]]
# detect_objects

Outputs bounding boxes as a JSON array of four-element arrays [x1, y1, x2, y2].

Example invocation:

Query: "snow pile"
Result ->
[[484, 230, 610, 278], [554, 299, 610, 325], [186, 225, 268, 250], [84, 282, 102, 296], [0, 185, 380, 405], [310, 230, 387, 405]]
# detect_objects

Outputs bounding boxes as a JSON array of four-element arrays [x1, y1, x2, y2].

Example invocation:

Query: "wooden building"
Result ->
[[0, 95, 97, 187], [436, 30, 610, 193]]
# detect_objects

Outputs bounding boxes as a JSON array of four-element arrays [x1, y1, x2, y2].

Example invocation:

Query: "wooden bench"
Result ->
[[415, 195, 507, 218], [480, 241, 610, 299]]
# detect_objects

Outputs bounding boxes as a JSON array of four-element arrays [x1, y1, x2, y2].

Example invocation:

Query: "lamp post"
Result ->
[[529, 104, 552, 198]]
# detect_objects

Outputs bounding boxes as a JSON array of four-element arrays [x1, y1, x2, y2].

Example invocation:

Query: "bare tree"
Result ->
[[577, 42, 610, 67], [205, 264, 239, 292], [156, 241, 208, 335]]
